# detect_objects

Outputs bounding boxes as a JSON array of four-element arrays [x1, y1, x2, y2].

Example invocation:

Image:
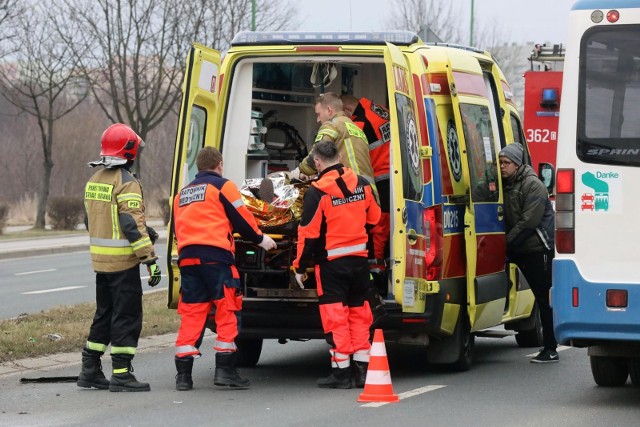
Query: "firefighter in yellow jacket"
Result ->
[[77, 123, 161, 392], [293, 92, 375, 188]]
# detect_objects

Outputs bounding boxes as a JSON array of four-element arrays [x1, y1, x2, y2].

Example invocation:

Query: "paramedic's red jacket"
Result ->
[[293, 164, 381, 273], [173, 170, 265, 262], [351, 97, 391, 181]]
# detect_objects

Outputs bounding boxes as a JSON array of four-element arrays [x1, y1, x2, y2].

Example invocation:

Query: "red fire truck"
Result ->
[[523, 43, 564, 176]]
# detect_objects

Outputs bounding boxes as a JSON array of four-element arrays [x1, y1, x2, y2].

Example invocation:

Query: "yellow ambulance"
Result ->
[[168, 31, 540, 370]]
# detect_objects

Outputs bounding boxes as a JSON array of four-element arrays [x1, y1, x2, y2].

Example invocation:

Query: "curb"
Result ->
[[0, 331, 216, 380], [0, 238, 167, 261]]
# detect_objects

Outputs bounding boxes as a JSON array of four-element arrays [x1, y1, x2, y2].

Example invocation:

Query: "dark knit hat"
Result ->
[[499, 143, 524, 166]]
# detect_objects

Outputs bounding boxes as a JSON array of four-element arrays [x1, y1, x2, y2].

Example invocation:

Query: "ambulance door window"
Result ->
[[186, 106, 207, 182], [510, 113, 525, 145], [460, 104, 499, 202]]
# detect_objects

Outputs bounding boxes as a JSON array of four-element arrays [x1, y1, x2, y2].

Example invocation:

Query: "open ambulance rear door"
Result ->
[[444, 53, 509, 331], [167, 44, 221, 308], [383, 42, 428, 312]]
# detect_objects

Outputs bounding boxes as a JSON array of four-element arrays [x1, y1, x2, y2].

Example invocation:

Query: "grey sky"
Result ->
[[298, 0, 577, 45]]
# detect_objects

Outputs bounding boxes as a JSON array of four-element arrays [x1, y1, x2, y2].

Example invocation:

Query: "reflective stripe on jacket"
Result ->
[[173, 170, 264, 264], [299, 113, 375, 186], [85, 167, 156, 273], [293, 164, 381, 273], [351, 97, 391, 181]]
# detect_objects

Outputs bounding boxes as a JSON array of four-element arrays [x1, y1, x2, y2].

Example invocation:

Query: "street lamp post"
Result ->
[[470, 0, 475, 46], [251, 0, 256, 31]]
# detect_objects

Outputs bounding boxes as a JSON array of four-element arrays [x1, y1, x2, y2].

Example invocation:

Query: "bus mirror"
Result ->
[[538, 162, 555, 194]]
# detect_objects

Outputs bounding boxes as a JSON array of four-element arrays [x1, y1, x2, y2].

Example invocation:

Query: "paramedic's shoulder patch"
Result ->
[[370, 102, 390, 120], [179, 184, 207, 206]]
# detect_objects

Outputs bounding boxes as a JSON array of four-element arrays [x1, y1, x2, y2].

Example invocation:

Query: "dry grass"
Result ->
[[7, 194, 37, 226], [0, 291, 179, 363]]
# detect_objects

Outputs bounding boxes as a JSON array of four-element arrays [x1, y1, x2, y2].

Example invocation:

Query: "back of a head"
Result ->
[[340, 94, 358, 109], [196, 146, 222, 172], [312, 140, 339, 163], [316, 92, 343, 112]]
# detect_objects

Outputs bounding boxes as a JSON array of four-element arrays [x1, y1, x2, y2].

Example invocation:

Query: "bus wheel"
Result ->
[[235, 338, 263, 367], [628, 358, 640, 387], [515, 304, 543, 347], [590, 356, 629, 387]]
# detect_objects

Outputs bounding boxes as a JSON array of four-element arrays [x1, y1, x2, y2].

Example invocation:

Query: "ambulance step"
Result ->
[[475, 329, 517, 339]]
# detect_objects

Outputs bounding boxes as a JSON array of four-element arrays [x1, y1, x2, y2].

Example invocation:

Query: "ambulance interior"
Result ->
[[221, 57, 388, 185], [218, 57, 390, 297]]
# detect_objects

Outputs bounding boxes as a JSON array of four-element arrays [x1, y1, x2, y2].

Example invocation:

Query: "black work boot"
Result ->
[[214, 352, 250, 388], [175, 357, 194, 391], [109, 355, 150, 392], [352, 361, 369, 388], [317, 367, 352, 389], [77, 348, 110, 390]]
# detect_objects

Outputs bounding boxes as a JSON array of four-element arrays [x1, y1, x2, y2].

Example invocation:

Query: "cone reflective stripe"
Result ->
[[357, 329, 399, 403]]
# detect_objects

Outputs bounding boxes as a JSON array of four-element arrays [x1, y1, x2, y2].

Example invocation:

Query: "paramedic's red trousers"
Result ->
[[316, 256, 373, 367], [175, 260, 243, 358]]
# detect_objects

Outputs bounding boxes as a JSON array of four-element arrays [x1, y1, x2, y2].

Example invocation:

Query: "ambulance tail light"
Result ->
[[555, 169, 575, 254], [424, 205, 443, 280]]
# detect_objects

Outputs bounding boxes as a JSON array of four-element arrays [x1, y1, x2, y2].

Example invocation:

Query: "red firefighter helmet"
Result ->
[[100, 123, 145, 161]]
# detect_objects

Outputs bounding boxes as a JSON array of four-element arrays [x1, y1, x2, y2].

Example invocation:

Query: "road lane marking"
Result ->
[[22, 286, 86, 295], [360, 385, 446, 408], [526, 345, 571, 357], [15, 269, 57, 276]]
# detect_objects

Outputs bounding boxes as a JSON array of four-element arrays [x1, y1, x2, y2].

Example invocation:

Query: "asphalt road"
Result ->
[[1, 335, 640, 426], [0, 251, 169, 319]]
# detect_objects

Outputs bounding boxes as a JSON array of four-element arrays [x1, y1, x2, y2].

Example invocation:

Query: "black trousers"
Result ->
[[87, 264, 143, 356], [512, 249, 557, 350]]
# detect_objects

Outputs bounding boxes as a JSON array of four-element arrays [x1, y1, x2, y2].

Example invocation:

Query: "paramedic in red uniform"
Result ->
[[292, 140, 381, 389], [341, 94, 392, 283], [172, 147, 277, 390]]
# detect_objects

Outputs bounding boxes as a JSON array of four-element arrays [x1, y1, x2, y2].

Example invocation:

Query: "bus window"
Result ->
[[578, 25, 640, 167]]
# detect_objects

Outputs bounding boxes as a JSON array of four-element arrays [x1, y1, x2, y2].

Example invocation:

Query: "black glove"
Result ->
[[146, 262, 161, 287], [146, 226, 159, 244]]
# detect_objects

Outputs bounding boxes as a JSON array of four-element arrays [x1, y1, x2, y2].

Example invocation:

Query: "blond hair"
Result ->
[[315, 92, 343, 112]]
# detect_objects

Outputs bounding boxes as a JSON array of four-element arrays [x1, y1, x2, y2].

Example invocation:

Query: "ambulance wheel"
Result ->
[[515, 304, 543, 347], [590, 356, 629, 387], [235, 338, 263, 367], [628, 358, 640, 387], [449, 313, 474, 372]]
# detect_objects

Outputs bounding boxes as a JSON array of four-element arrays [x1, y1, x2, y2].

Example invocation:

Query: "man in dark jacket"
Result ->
[[499, 142, 557, 363]]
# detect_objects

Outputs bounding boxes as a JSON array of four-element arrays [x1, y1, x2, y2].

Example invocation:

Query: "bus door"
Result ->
[[445, 57, 508, 331], [168, 44, 221, 308], [383, 42, 426, 312]]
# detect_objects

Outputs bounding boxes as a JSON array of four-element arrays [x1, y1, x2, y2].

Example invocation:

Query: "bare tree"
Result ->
[[0, 2, 86, 229], [0, 0, 22, 52], [56, 0, 298, 177], [386, 0, 464, 44]]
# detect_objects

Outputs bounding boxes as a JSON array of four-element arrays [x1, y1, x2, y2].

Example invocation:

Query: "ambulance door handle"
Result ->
[[497, 205, 504, 221]]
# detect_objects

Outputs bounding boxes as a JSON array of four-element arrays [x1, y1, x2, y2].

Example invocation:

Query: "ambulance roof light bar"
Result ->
[[231, 31, 421, 47]]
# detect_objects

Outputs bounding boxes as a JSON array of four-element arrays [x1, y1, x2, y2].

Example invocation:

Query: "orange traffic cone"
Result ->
[[357, 329, 399, 403]]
